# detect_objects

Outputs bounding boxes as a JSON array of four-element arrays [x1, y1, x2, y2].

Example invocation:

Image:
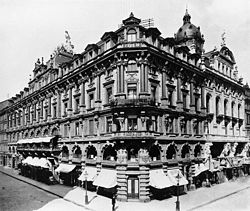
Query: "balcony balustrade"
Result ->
[[112, 130, 161, 138], [110, 97, 156, 107]]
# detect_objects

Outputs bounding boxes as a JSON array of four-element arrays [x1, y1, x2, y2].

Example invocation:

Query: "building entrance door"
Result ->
[[127, 176, 139, 199]]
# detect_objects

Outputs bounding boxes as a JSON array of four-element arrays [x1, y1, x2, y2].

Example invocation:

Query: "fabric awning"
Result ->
[[55, 163, 76, 173], [39, 158, 52, 169], [22, 156, 33, 165], [31, 157, 41, 166], [78, 166, 97, 181], [93, 168, 117, 188], [17, 137, 54, 145], [193, 163, 209, 177], [149, 169, 174, 189], [167, 169, 189, 186]]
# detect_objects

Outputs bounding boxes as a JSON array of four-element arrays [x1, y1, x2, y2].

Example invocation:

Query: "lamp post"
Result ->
[[84, 170, 88, 205], [176, 171, 181, 211]]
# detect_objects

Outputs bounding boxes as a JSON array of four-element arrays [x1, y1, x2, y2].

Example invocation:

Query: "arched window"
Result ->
[[194, 144, 202, 157], [149, 145, 161, 161], [51, 128, 59, 136], [86, 145, 97, 159], [127, 145, 139, 161], [224, 100, 228, 116], [181, 144, 190, 158], [127, 29, 137, 42], [166, 144, 177, 159], [238, 104, 241, 119], [30, 131, 34, 138], [103, 145, 117, 161], [231, 102, 235, 117], [36, 130, 41, 137], [43, 129, 49, 136], [72, 145, 82, 159], [62, 146, 69, 157], [216, 97, 220, 116]]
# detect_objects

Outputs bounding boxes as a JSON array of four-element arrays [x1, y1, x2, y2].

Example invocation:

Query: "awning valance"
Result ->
[[167, 169, 189, 186], [22, 156, 33, 165], [78, 166, 97, 181], [39, 158, 52, 169], [55, 163, 76, 173], [149, 169, 174, 189], [193, 163, 209, 177], [93, 168, 117, 188], [17, 137, 54, 145]]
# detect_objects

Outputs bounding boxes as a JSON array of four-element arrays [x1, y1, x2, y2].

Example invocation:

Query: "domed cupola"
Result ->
[[175, 9, 205, 55]]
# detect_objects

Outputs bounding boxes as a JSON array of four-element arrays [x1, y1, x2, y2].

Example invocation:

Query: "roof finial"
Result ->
[[221, 31, 226, 47], [130, 12, 134, 17], [183, 7, 191, 24]]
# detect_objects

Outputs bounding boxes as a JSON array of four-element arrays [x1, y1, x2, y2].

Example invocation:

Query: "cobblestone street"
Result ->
[[0, 171, 58, 211]]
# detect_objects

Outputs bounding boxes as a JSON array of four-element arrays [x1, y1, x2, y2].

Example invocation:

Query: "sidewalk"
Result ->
[[0, 166, 72, 198], [1, 165, 250, 211]]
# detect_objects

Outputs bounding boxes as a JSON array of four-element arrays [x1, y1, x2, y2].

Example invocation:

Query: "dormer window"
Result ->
[[89, 51, 93, 59], [106, 40, 111, 50], [127, 29, 136, 42]]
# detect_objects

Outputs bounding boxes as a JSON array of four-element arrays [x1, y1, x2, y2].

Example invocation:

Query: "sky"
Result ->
[[0, 0, 250, 102]]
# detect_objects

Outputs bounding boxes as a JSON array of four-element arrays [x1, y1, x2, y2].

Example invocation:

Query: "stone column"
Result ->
[[121, 63, 125, 93], [117, 65, 121, 94], [177, 74, 182, 111], [80, 80, 86, 114], [22, 108, 25, 126], [140, 63, 144, 93]]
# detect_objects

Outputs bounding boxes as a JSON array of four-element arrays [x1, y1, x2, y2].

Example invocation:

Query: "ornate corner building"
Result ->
[[0, 11, 249, 202]]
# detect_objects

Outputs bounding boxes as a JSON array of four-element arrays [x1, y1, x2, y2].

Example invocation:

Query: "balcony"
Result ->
[[112, 130, 161, 139], [118, 41, 147, 49], [110, 97, 156, 107]]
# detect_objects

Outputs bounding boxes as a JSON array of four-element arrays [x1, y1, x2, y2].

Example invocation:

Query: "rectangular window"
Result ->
[[168, 90, 173, 106], [128, 118, 137, 131], [75, 122, 80, 136], [106, 40, 111, 50], [89, 94, 94, 108], [195, 96, 199, 112], [106, 116, 112, 133], [106, 87, 113, 104], [127, 84, 137, 99], [44, 108, 48, 121], [75, 98, 80, 113], [151, 86, 157, 102], [53, 105, 57, 118], [100, 44, 104, 54], [64, 103, 68, 116], [64, 124, 69, 137], [183, 93, 187, 109], [89, 119, 94, 135]]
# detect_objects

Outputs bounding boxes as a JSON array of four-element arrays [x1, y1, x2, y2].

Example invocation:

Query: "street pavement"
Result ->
[[1, 166, 250, 211]]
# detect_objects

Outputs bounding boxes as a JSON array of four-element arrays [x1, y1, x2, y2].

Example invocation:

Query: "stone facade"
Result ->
[[1, 11, 249, 202]]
